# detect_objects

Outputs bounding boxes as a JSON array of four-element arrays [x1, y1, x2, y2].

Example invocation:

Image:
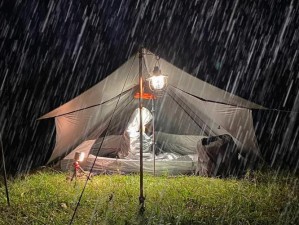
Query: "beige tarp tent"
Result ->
[[39, 49, 264, 175]]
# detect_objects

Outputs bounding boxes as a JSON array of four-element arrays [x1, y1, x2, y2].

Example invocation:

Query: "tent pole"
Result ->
[[0, 132, 10, 207], [138, 47, 145, 212], [152, 98, 156, 176]]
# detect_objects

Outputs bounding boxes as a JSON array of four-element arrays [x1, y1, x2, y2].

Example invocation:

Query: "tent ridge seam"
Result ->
[[38, 86, 137, 120], [170, 85, 255, 110]]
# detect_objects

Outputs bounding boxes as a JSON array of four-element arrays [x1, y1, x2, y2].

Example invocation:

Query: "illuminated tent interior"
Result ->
[[39, 49, 265, 176]]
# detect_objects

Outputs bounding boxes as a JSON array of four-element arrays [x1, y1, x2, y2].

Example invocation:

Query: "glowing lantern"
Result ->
[[147, 66, 168, 90], [74, 152, 85, 162]]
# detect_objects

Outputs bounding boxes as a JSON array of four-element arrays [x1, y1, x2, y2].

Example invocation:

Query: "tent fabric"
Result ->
[[39, 49, 264, 121], [39, 49, 264, 175], [167, 87, 259, 154], [47, 89, 136, 163], [155, 132, 203, 155]]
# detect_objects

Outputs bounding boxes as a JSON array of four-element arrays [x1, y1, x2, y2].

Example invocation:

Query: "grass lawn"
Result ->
[[0, 168, 298, 224]]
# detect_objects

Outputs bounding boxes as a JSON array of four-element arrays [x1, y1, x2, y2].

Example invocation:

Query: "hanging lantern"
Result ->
[[147, 66, 168, 90]]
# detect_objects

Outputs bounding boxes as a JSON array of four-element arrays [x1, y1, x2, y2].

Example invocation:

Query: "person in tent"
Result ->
[[122, 107, 153, 160]]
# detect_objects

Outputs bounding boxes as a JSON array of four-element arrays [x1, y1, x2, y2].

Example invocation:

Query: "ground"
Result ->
[[0, 168, 298, 224]]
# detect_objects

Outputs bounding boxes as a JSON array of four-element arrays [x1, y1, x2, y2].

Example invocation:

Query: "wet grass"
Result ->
[[0, 169, 298, 224]]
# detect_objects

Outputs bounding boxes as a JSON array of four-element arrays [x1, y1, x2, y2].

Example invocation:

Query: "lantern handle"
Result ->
[[154, 55, 160, 67]]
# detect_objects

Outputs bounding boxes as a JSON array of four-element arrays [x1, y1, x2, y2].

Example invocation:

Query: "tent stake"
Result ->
[[0, 132, 10, 207]]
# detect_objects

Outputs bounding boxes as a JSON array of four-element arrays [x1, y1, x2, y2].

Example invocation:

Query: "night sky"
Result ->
[[0, 0, 298, 174]]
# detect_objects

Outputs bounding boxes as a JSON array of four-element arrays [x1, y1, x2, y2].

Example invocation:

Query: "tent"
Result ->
[[39, 49, 264, 176]]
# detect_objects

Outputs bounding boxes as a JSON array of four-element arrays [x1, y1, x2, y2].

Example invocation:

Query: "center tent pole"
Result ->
[[138, 47, 145, 212]]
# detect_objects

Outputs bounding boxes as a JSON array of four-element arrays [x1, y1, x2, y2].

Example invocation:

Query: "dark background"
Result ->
[[0, 0, 298, 174]]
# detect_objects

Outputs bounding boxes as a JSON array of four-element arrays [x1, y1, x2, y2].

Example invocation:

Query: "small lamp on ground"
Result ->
[[71, 152, 86, 181], [74, 152, 85, 162]]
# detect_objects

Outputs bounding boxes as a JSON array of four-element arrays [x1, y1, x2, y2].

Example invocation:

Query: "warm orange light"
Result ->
[[134, 92, 156, 99]]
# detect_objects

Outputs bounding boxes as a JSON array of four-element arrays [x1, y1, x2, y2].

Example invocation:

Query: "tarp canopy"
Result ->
[[39, 49, 264, 175]]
